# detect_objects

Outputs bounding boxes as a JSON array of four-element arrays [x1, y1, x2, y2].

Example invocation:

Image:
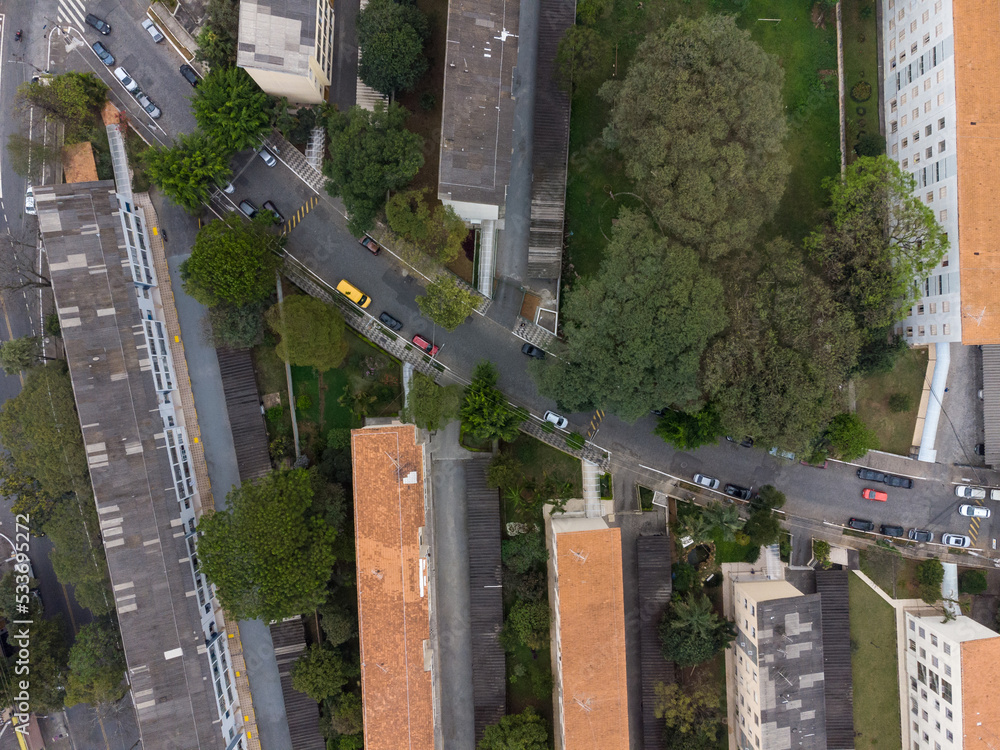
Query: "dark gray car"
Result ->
[[856, 468, 885, 483], [85, 13, 111, 34], [92, 41, 114, 65], [378, 312, 402, 331], [848, 517, 875, 532], [880, 524, 904, 537]]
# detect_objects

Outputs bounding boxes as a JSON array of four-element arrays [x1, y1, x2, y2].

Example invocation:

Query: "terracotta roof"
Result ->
[[351, 424, 433, 750], [554, 526, 630, 750], [960, 637, 1000, 749], [954, 0, 1000, 343]]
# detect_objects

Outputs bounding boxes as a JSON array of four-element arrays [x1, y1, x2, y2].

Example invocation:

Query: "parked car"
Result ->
[[908, 528, 934, 543], [137, 93, 161, 119], [856, 468, 886, 483], [262, 200, 284, 223], [768, 446, 795, 460], [91, 41, 114, 65], [976, 443, 986, 456], [179, 64, 200, 87], [85, 13, 112, 34], [378, 312, 402, 331], [959, 504, 991, 518], [521, 343, 545, 359], [942, 533, 972, 548], [848, 518, 875, 532], [862, 488, 888, 502], [724, 484, 752, 501], [726, 436, 754, 448], [880, 524, 905, 537], [883, 474, 914, 489], [141, 18, 165, 42], [693, 474, 720, 491], [336, 279, 370, 308], [412, 334, 439, 356], [258, 147, 277, 167], [543, 410, 568, 430], [24, 186, 35, 216], [955, 485, 987, 499], [113, 67, 138, 93], [238, 200, 257, 218], [991, 489, 1000, 502], [220, 181, 235, 194], [359, 236, 381, 255]]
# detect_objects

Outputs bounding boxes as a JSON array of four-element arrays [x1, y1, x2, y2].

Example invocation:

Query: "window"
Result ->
[[914, 130, 921, 141], [946, 730, 953, 741], [937, 93, 945, 105], [939, 117, 946, 130], [890, 17, 896, 29], [893, 144, 900, 156], [925, 78, 932, 91], [910, 620, 916, 631], [912, 698, 919, 715], [939, 209, 948, 221], [910, 20, 917, 31], [926, 192, 934, 202], [920, 627, 926, 638], [903, 159, 909, 168], [930, 672, 939, 693], [902, 115, 909, 126], [930, 325, 937, 336], [944, 663, 951, 676], [934, 0, 941, 10], [914, 152, 921, 163], [946, 707, 953, 720], [902, 93, 908, 105], [926, 148, 933, 159], [924, 101, 931, 113], [903, 137, 909, 148], [911, 677, 919, 690], [937, 69, 945, 83], [899, 8, 905, 18], [919, 663, 927, 683], [943, 642, 951, 654], [938, 141, 946, 153], [923, 10, 930, 21], [931, 635, 938, 646], [918, 326, 925, 336], [891, 99, 898, 112], [918, 304, 925, 314], [911, 41, 918, 53], [939, 186, 947, 199], [942, 680, 952, 703], [892, 121, 899, 133], [914, 108, 920, 119], [910, 638, 917, 650], [930, 303, 937, 313], [943, 323, 950, 335], [935, 21, 943, 35], [926, 124, 933, 136], [907, 326, 914, 338]]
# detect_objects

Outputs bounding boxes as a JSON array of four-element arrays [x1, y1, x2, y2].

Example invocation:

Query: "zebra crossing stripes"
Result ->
[[57, 0, 87, 30]]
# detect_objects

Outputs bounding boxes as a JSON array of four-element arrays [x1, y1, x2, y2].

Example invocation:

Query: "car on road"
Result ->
[[959, 504, 991, 518], [848, 517, 875, 532], [378, 312, 402, 331], [883, 474, 914, 489], [856, 468, 886, 483], [521, 343, 545, 359], [955, 485, 987, 499], [263, 200, 284, 223], [91, 41, 114, 65], [85, 13, 112, 34], [258, 147, 277, 167], [863, 488, 888, 502], [942, 533, 972, 548], [693, 473, 720, 490], [336, 279, 370, 308], [219, 181, 235, 194], [113, 67, 139, 93], [543, 410, 568, 430], [724, 484, 752, 501], [179, 64, 200, 87], [141, 18, 165, 42], [137, 93, 161, 119], [768, 446, 795, 460], [359, 236, 381, 255], [880, 524, 904, 537], [412, 334, 439, 356], [24, 186, 35, 215], [726, 436, 754, 448], [238, 200, 258, 218], [908, 529, 934, 543]]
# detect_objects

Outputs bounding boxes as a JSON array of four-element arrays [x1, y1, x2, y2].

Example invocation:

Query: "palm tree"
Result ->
[[702, 502, 743, 542], [677, 513, 713, 544], [670, 593, 719, 640]]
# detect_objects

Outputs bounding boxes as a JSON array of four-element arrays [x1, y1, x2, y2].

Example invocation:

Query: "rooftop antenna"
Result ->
[[569, 548, 589, 564], [573, 697, 592, 712]]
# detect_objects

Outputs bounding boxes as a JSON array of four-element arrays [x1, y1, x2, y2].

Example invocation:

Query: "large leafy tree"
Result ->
[[198, 468, 338, 621], [209, 300, 267, 349], [826, 412, 879, 460], [192, 67, 271, 154], [6, 133, 62, 182], [416, 276, 479, 332], [0, 614, 69, 712], [265, 296, 349, 371], [501, 530, 548, 575], [15, 73, 108, 139], [180, 213, 281, 307], [290, 644, 351, 702], [385, 189, 468, 263], [44, 498, 114, 615], [404, 372, 463, 431], [324, 103, 424, 235], [195, 0, 241, 69], [460, 362, 522, 442], [602, 16, 788, 258], [64, 619, 127, 708], [0, 363, 89, 498], [658, 594, 734, 667], [538, 209, 725, 420], [555, 26, 611, 93], [478, 708, 549, 750], [742, 509, 782, 548], [654, 682, 725, 750], [0, 336, 53, 374], [357, 0, 430, 96], [502, 600, 550, 651], [0, 455, 55, 531], [654, 406, 723, 450], [143, 131, 231, 212]]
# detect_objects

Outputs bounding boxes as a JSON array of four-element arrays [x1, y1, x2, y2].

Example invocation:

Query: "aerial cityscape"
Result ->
[[0, 0, 996, 747]]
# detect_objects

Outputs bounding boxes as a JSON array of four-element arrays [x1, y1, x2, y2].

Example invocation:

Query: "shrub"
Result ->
[[44, 314, 61, 337], [856, 132, 886, 157], [916, 557, 944, 604], [565, 432, 585, 450], [296, 393, 313, 411], [959, 569, 988, 595], [851, 81, 872, 101], [813, 539, 832, 569], [888, 392, 912, 413]]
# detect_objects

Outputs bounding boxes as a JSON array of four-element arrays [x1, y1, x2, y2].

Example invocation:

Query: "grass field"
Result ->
[[859, 545, 921, 599], [855, 347, 929, 456], [849, 573, 902, 749], [841, 0, 880, 162]]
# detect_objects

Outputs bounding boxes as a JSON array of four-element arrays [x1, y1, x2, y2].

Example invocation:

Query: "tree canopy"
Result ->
[[192, 67, 272, 154], [6, 133, 62, 182], [654, 682, 725, 750], [195, 0, 241, 69], [143, 131, 231, 212], [198, 468, 338, 621], [602, 15, 788, 258], [209, 300, 267, 349], [404, 372, 463, 431], [0, 336, 47, 374], [658, 593, 734, 667], [324, 103, 424, 235], [45, 498, 114, 615], [477, 708, 549, 750], [555, 26, 611, 93], [290, 644, 352, 702], [386, 189, 468, 263], [417, 276, 479, 332], [461, 362, 523, 442], [265, 296, 349, 371], [180, 213, 281, 307], [357, 0, 430, 97], [64, 619, 127, 708], [825, 412, 879, 460], [538, 209, 725, 420], [502, 600, 550, 651], [654, 406, 723, 450], [16, 73, 108, 139]]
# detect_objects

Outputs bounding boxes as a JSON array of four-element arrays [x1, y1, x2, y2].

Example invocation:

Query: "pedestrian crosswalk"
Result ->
[[57, 0, 87, 30]]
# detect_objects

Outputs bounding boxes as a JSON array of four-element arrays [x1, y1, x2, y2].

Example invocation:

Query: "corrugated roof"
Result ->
[[351, 424, 434, 750], [960, 636, 1000, 749], [553, 525, 630, 750], [270, 617, 325, 750], [954, 0, 1000, 344], [215, 349, 271, 481], [982, 345, 1000, 467], [815, 570, 855, 749], [636, 535, 674, 749]]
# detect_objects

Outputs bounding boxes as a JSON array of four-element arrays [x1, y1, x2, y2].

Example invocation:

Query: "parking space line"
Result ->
[[283, 196, 318, 234]]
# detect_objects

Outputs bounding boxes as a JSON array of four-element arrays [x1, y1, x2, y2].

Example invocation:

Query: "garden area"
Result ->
[[842, 0, 882, 162], [849, 573, 901, 749], [854, 346, 928, 456], [859, 543, 923, 598]]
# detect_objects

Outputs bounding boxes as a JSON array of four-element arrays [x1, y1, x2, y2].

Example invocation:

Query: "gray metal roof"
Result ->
[[238, 0, 317, 75], [216, 349, 272, 481], [36, 182, 222, 750], [636, 535, 675, 750], [815, 571, 856, 749], [983, 345, 1000, 467], [437, 0, 518, 210]]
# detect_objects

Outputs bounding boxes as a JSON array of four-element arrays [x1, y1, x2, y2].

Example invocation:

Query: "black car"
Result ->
[[726, 436, 754, 448], [880, 524, 904, 537], [179, 64, 200, 87], [378, 312, 403, 331], [85, 13, 112, 34], [908, 529, 934, 543], [724, 484, 753, 501], [976, 443, 986, 456], [238, 200, 257, 219], [91, 41, 114, 65], [883, 473, 913, 489], [856, 468, 886, 483], [263, 200, 284, 223], [521, 343, 545, 359], [848, 517, 875, 532]]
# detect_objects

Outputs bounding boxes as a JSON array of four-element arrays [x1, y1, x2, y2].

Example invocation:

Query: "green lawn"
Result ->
[[842, 0, 880, 162], [710, 527, 759, 564], [859, 545, 920, 599], [855, 347, 929, 456], [849, 573, 902, 749]]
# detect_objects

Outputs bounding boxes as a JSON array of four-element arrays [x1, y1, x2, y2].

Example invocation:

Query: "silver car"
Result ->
[[113, 67, 139, 93], [955, 485, 987, 499], [137, 93, 161, 119], [693, 473, 720, 490]]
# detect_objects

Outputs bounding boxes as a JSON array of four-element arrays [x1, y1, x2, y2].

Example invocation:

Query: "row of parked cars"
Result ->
[[847, 518, 972, 547], [692, 473, 754, 501]]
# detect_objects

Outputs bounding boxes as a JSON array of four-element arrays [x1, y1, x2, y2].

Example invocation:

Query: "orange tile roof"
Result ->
[[554, 527, 630, 750], [351, 424, 433, 750], [954, 0, 1000, 343], [960, 637, 1000, 749]]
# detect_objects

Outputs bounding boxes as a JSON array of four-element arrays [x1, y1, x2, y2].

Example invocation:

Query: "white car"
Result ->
[[141, 18, 165, 43], [258, 147, 277, 167], [114, 67, 139, 93], [543, 410, 568, 430], [955, 485, 987, 500], [693, 473, 720, 490], [942, 533, 972, 548], [24, 186, 36, 215], [959, 504, 991, 518], [137, 93, 161, 119]]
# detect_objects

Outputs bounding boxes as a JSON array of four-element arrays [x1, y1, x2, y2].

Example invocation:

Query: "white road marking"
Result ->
[[57, 0, 87, 30]]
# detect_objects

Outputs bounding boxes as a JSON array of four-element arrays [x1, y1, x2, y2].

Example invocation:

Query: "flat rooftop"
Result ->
[[437, 0, 518, 210], [351, 423, 433, 750], [36, 182, 221, 750], [238, 0, 317, 75]]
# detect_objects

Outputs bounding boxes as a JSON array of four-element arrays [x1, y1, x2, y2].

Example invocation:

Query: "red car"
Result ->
[[862, 488, 888, 502], [412, 334, 439, 356], [359, 236, 381, 255]]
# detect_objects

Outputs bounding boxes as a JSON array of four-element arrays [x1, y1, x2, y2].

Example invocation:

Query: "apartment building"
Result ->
[[903, 612, 1000, 749], [732, 580, 827, 750], [238, 0, 335, 104]]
